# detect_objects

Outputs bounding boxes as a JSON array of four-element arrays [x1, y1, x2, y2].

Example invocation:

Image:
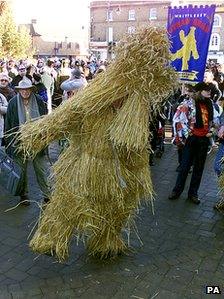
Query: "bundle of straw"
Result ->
[[18, 26, 178, 261], [217, 175, 224, 210]]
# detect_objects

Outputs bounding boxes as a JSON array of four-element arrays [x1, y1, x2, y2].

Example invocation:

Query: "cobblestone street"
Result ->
[[0, 143, 224, 299]]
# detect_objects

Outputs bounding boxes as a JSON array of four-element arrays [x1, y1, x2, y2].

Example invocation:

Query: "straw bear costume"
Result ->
[[18, 27, 177, 261]]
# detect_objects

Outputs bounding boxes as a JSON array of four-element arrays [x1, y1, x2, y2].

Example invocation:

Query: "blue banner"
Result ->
[[167, 5, 216, 83]]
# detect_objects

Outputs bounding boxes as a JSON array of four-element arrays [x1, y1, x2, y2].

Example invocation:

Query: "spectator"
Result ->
[[41, 67, 54, 113], [4, 79, 50, 205], [203, 71, 222, 103], [45, 59, 57, 80], [168, 82, 214, 204], [60, 68, 87, 100], [11, 65, 32, 89], [7, 60, 18, 79], [0, 73, 16, 102], [26, 65, 36, 82], [33, 73, 48, 103], [0, 92, 8, 146]]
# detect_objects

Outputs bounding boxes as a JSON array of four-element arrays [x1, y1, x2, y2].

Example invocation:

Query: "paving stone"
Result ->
[[112, 286, 134, 299], [0, 276, 6, 284], [151, 289, 183, 299], [196, 230, 216, 238], [0, 144, 223, 298], [0, 292, 12, 299], [165, 268, 194, 285], [7, 283, 21, 293], [45, 276, 64, 286], [1, 278, 18, 285], [4, 269, 28, 282], [0, 245, 12, 257]]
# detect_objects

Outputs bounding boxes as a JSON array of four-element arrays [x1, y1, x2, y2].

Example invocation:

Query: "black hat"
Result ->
[[185, 84, 195, 92], [194, 82, 212, 92], [33, 73, 41, 82]]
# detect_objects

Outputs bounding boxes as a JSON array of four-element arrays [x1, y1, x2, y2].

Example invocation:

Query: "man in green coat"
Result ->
[[4, 79, 50, 206]]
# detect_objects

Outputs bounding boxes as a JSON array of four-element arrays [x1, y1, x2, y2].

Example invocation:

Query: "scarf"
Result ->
[[194, 96, 213, 128], [17, 93, 40, 125]]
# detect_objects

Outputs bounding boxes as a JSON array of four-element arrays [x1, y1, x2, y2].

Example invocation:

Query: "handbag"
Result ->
[[0, 148, 22, 195]]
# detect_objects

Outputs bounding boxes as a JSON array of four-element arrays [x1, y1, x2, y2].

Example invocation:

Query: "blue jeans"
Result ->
[[173, 135, 209, 197], [214, 143, 224, 176]]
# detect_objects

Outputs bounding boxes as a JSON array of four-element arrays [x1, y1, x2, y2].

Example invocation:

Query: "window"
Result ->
[[107, 10, 113, 21], [108, 27, 113, 42], [128, 26, 136, 34], [149, 8, 157, 20], [128, 9, 135, 20], [213, 14, 221, 27], [209, 33, 220, 51]]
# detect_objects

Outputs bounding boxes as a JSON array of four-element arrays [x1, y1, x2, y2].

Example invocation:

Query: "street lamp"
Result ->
[[107, 1, 111, 59]]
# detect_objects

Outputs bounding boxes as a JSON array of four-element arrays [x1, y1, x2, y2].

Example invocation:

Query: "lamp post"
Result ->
[[107, 1, 111, 60]]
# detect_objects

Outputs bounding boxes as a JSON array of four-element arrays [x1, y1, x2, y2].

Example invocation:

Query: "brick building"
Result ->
[[90, 0, 224, 63], [18, 22, 80, 59], [90, 0, 171, 60]]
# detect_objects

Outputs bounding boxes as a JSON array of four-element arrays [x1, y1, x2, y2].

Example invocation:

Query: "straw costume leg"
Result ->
[[30, 187, 91, 261], [30, 147, 96, 261], [87, 199, 128, 258], [214, 173, 224, 212], [87, 151, 153, 258], [214, 198, 224, 211]]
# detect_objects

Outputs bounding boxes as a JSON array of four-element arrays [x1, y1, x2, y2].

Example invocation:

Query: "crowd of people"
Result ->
[[0, 56, 108, 205], [0, 57, 108, 112]]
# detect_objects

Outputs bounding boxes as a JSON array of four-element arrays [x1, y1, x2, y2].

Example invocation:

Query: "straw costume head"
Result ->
[[17, 26, 178, 262]]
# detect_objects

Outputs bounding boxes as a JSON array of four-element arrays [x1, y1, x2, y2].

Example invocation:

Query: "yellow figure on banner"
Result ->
[[171, 26, 199, 71]]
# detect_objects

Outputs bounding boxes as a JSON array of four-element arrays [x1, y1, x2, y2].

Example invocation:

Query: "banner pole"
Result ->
[[181, 82, 185, 95]]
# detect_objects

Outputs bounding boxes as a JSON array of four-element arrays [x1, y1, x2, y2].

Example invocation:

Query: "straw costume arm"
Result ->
[[107, 33, 177, 151], [18, 99, 82, 158]]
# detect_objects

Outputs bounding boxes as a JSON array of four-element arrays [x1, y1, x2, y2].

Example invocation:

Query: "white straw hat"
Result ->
[[15, 78, 34, 90]]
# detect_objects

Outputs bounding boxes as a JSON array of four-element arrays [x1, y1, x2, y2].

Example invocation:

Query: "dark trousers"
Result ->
[[14, 153, 50, 197], [177, 144, 184, 165], [173, 135, 209, 197]]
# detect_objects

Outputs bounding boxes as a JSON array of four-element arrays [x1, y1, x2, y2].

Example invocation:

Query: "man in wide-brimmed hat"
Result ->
[[60, 68, 87, 100], [4, 78, 50, 206]]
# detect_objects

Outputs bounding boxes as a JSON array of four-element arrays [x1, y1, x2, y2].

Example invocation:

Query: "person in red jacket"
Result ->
[[168, 82, 214, 204]]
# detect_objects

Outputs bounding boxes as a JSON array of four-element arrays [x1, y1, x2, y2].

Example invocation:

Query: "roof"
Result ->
[[90, 0, 172, 8], [18, 23, 41, 37]]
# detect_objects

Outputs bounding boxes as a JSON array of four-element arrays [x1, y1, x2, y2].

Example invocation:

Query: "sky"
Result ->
[[11, 0, 90, 45], [10, 0, 194, 48]]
